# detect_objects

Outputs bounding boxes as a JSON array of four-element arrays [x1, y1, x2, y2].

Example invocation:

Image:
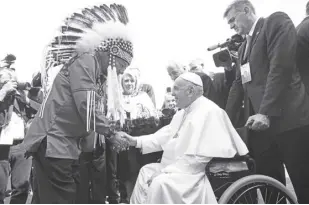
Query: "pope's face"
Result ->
[[172, 78, 191, 109], [122, 74, 136, 95]]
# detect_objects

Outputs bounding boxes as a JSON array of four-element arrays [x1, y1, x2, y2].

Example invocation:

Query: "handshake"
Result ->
[[108, 131, 137, 153]]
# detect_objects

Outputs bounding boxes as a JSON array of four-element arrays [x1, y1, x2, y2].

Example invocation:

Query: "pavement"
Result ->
[[4, 177, 296, 204]]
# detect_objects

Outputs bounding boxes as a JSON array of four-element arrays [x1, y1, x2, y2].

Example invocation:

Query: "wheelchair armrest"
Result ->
[[205, 154, 256, 176]]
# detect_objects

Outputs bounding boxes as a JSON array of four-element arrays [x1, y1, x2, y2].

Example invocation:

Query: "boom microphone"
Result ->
[[207, 34, 244, 51]]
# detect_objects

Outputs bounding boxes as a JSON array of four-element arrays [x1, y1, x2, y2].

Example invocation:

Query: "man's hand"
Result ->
[[117, 131, 137, 147], [245, 114, 270, 131], [147, 172, 162, 186], [2, 80, 17, 94]]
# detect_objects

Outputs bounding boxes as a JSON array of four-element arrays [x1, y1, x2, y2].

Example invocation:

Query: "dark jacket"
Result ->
[[0, 91, 29, 127], [226, 12, 309, 136], [193, 71, 218, 104], [296, 16, 309, 95], [23, 53, 112, 160], [212, 69, 236, 109]]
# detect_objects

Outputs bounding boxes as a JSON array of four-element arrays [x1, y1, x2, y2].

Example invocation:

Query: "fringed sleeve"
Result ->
[[69, 53, 111, 135]]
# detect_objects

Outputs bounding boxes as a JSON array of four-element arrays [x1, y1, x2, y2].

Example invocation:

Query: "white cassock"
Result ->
[[130, 96, 249, 204]]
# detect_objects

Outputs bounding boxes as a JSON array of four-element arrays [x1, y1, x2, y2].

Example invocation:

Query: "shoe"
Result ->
[[5, 190, 11, 197], [119, 199, 129, 204]]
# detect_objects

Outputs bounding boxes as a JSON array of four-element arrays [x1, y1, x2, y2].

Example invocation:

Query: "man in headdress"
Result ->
[[121, 72, 248, 204], [23, 4, 134, 203]]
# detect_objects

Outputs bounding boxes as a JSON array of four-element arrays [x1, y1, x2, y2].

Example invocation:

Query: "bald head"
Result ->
[[166, 61, 185, 81], [189, 58, 204, 72]]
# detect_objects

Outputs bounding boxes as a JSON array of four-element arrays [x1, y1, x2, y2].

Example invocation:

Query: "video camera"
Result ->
[[207, 34, 245, 68]]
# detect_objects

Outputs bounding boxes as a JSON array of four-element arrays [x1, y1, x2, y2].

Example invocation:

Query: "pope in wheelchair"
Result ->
[[119, 72, 249, 204]]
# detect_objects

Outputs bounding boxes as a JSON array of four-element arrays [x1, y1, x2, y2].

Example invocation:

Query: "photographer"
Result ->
[[208, 34, 245, 127], [0, 54, 16, 71], [0, 68, 32, 204]]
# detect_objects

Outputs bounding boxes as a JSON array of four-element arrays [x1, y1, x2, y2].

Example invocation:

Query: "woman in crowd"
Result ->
[[160, 90, 177, 126], [106, 68, 158, 203], [121, 68, 157, 120]]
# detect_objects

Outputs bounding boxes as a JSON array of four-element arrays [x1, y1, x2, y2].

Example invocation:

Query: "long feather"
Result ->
[[92, 6, 109, 22], [48, 47, 75, 52], [61, 26, 84, 34], [118, 5, 129, 24], [71, 13, 93, 28], [91, 6, 106, 22], [82, 8, 103, 23], [111, 4, 128, 25], [100, 5, 116, 21]]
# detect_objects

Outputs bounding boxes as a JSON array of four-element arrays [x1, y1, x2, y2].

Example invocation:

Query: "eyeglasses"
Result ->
[[228, 12, 244, 24]]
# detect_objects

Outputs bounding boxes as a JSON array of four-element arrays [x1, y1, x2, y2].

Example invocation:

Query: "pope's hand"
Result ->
[[117, 131, 137, 147], [245, 114, 270, 131]]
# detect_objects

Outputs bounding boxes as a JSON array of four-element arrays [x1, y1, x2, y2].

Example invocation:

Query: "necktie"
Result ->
[[244, 35, 252, 59]]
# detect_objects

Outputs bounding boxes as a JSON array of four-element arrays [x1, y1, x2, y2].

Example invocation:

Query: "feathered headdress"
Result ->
[[40, 3, 133, 129]]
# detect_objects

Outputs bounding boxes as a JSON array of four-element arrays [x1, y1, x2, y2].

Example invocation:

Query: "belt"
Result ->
[[13, 139, 23, 146]]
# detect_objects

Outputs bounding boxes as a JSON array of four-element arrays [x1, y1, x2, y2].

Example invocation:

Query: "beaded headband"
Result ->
[[97, 38, 133, 65]]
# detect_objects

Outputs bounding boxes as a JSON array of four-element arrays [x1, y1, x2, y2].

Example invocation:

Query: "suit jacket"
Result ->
[[296, 16, 309, 95], [194, 71, 218, 104], [226, 12, 309, 135], [212, 69, 236, 109]]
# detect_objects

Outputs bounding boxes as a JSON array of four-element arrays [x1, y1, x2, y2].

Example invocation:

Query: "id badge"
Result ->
[[240, 63, 252, 84]]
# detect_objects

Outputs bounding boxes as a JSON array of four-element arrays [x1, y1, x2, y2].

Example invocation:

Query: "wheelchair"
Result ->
[[205, 155, 298, 204]]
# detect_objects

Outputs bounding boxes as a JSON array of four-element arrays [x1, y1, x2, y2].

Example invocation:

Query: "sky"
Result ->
[[0, 0, 307, 107]]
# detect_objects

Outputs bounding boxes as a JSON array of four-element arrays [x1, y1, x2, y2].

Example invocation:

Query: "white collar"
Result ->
[[248, 17, 260, 36], [184, 96, 203, 113]]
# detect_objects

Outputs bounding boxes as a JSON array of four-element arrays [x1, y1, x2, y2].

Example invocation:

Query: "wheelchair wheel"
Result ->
[[218, 175, 297, 204]]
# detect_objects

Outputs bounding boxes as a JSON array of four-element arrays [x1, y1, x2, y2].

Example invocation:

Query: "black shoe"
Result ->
[[5, 190, 11, 197], [119, 199, 129, 204], [107, 199, 119, 204], [107, 196, 119, 204]]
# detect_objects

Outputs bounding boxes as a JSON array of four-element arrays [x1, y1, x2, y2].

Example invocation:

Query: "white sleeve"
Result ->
[[161, 155, 212, 174], [135, 124, 171, 154]]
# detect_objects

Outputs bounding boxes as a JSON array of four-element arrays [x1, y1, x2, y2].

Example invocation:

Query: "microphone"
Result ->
[[207, 34, 244, 51], [207, 41, 230, 51]]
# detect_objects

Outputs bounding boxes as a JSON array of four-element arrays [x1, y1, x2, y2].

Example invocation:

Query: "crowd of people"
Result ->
[[0, 0, 309, 204]]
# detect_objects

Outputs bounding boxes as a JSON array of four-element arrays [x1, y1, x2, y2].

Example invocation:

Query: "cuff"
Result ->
[[136, 138, 142, 148]]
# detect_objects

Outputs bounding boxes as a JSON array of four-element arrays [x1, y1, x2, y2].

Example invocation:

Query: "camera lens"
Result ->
[[218, 53, 230, 62]]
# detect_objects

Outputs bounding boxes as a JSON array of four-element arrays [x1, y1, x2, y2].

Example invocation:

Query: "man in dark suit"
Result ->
[[188, 59, 218, 104], [224, 0, 309, 203], [296, 2, 309, 95]]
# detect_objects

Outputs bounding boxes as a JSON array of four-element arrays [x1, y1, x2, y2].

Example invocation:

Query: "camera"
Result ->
[[17, 82, 31, 91], [208, 34, 245, 68]]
